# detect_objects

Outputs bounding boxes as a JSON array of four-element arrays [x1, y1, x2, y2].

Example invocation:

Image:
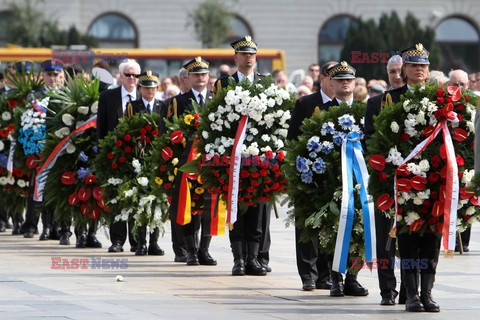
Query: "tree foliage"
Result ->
[[340, 11, 441, 81], [187, 0, 231, 48], [4, 0, 97, 47]]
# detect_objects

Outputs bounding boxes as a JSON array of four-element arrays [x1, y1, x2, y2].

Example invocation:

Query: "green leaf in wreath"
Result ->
[[178, 158, 200, 173]]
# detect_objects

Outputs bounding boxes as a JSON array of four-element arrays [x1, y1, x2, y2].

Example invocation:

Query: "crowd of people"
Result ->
[[1, 37, 479, 314]]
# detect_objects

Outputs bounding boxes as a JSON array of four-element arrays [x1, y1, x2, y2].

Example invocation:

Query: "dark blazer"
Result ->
[[365, 85, 407, 140], [214, 71, 263, 93], [287, 91, 325, 140], [130, 98, 162, 115], [96, 86, 140, 140], [159, 90, 211, 134]]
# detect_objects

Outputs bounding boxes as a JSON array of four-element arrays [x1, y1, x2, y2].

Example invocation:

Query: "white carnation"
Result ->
[[62, 113, 75, 126], [1, 111, 11, 121], [390, 121, 399, 133], [66, 143, 76, 154], [77, 106, 90, 115], [137, 177, 149, 187], [404, 211, 420, 225], [90, 101, 98, 114]]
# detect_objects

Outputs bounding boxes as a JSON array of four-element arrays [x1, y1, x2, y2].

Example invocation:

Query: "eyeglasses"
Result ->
[[452, 82, 467, 87], [123, 73, 139, 78], [309, 68, 320, 72]]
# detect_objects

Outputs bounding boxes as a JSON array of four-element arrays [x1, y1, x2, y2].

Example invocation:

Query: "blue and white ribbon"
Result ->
[[332, 131, 376, 274]]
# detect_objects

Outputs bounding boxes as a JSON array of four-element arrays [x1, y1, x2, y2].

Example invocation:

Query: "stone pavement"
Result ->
[[1, 204, 480, 320]]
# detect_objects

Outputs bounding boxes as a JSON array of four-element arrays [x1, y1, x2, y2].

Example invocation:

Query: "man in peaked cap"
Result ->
[[14, 60, 35, 74], [41, 59, 65, 90], [214, 35, 271, 276], [162, 57, 216, 266], [124, 70, 165, 256]]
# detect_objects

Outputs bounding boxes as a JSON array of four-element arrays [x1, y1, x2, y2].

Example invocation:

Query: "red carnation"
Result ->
[[377, 193, 394, 211], [124, 146, 132, 153], [259, 169, 269, 177], [277, 151, 285, 162], [194, 121, 200, 128], [465, 95, 470, 102], [8, 99, 18, 109], [152, 129, 159, 136], [439, 144, 447, 160], [85, 175, 96, 185], [452, 128, 468, 142], [436, 88, 444, 96], [265, 150, 273, 159], [457, 103, 465, 111], [369, 155, 386, 171], [140, 128, 147, 135], [378, 171, 387, 182], [271, 164, 280, 172], [118, 156, 126, 163], [251, 172, 260, 179], [146, 124, 152, 131], [107, 152, 114, 160], [123, 133, 131, 141], [431, 155, 441, 168], [240, 170, 250, 178], [456, 155, 465, 166], [116, 140, 123, 147], [68, 193, 79, 206], [159, 165, 166, 173], [436, 96, 445, 104], [61, 171, 76, 185], [164, 182, 172, 190], [170, 130, 184, 143], [401, 133, 410, 141], [161, 146, 173, 161], [427, 172, 440, 183], [251, 180, 260, 187], [111, 162, 118, 169]]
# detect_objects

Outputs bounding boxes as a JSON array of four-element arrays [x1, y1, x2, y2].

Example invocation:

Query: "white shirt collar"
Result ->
[[121, 85, 136, 100], [237, 71, 254, 83], [142, 97, 155, 108], [336, 97, 354, 106], [191, 88, 207, 103], [320, 89, 332, 103]]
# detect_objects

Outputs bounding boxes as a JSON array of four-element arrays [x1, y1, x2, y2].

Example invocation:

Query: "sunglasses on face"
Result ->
[[452, 82, 467, 87], [124, 73, 139, 78]]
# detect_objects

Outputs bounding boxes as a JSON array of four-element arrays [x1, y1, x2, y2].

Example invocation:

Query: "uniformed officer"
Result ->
[[164, 57, 216, 266], [215, 36, 270, 276]]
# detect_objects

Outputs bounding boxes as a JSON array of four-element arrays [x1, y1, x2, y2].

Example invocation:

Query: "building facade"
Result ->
[[1, 0, 479, 74]]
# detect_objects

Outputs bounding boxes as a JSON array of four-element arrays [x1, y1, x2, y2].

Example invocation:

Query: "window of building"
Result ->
[[318, 15, 357, 65], [436, 16, 479, 72], [87, 13, 138, 48]]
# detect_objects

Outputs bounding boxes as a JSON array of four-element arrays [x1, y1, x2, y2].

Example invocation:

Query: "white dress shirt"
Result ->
[[121, 86, 137, 113]]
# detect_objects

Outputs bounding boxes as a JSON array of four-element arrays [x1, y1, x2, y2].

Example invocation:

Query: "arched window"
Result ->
[[318, 15, 357, 65], [0, 11, 13, 47], [436, 16, 479, 72], [87, 13, 138, 48], [225, 15, 253, 45]]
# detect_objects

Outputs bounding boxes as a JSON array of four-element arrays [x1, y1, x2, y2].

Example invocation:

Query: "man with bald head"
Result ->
[[448, 69, 469, 90]]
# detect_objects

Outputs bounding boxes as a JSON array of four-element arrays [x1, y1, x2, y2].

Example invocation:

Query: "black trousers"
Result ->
[[258, 205, 271, 265], [375, 211, 398, 296], [460, 227, 471, 247], [109, 218, 137, 248], [397, 232, 441, 276], [229, 204, 265, 243], [0, 207, 7, 224], [295, 223, 330, 283]]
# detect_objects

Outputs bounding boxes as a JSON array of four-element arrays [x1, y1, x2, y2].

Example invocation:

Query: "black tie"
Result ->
[[146, 103, 151, 114], [198, 94, 204, 108]]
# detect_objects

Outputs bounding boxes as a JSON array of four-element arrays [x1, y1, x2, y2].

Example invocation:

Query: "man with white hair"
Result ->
[[386, 55, 404, 90], [448, 69, 469, 90], [97, 59, 141, 253]]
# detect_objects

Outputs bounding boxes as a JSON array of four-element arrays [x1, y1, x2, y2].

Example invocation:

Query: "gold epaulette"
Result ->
[[167, 98, 177, 118], [125, 102, 134, 118], [314, 106, 321, 116], [215, 80, 222, 97], [173, 98, 178, 117]]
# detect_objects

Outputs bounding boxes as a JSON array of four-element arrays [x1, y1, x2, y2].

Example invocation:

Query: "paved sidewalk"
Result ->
[[1, 204, 480, 320]]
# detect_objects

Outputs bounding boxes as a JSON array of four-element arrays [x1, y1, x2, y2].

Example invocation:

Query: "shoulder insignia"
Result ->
[[381, 93, 393, 109], [173, 98, 178, 118], [314, 106, 321, 116]]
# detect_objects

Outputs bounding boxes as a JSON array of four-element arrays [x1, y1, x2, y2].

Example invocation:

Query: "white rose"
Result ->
[[418, 159, 430, 172], [90, 101, 98, 114], [62, 114, 75, 126], [0, 177, 7, 185], [137, 177, 149, 187], [7, 176, 15, 185], [17, 179, 26, 188], [261, 134, 270, 142], [390, 121, 399, 133], [1, 111, 11, 121], [77, 106, 90, 115], [171, 158, 179, 166], [413, 197, 423, 205], [66, 143, 76, 154], [202, 131, 209, 139]]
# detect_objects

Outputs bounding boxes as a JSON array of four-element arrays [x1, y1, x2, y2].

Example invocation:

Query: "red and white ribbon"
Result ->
[[226, 115, 249, 225]]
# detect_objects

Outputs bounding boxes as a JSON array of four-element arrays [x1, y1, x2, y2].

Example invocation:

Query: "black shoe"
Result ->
[[330, 281, 344, 297], [12, 223, 23, 235], [260, 262, 271, 272], [302, 279, 316, 291], [406, 295, 424, 312], [76, 234, 87, 248], [232, 259, 246, 276], [135, 245, 148, 256], [316, 280, 332, 290], [148, 244, 165, 256], [108, 243, 124, 252], [86, 235, 102, 248], [23, 231, 34, 238], [463, 245, 469, 252], [130, 246, 137, 253], [39, 228, 50, 240], [380, 290, 398, 306], [420, 293, 440, 312], [174, 255, 187, 263], [245, 258, 267, 276], [59, 234, 70, 245], [344, 275, 369, 296], [186, 251, 200, 265], [198, 249, 217, 265], [49, 229, 60, 241]]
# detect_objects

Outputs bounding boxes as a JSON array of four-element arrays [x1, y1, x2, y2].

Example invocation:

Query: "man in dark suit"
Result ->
[[287, 61, 336, 291], [364, 55, 406, 306], [165, 57, 216, 266], [97, 59, 141, 253], [126, 70, 165, 256], [318, 62, 369, 297], [215, 36, 269, 276]]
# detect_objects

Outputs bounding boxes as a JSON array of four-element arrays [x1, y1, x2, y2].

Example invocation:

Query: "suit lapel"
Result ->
[[114, 87, 124, 118]]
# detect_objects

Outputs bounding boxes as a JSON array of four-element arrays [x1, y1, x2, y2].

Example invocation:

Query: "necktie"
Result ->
[[198, 94, 205, 107], [146, 103, 151, 114]]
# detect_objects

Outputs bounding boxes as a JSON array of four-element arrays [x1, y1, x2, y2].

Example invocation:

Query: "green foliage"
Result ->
[[283, 102, 368, 266], [4, 0, 97, 47], [340, 11, 441, 80], [187, 0, 231, 48]]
